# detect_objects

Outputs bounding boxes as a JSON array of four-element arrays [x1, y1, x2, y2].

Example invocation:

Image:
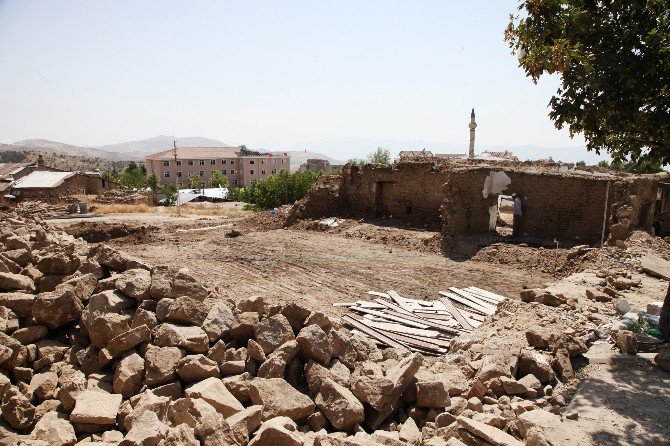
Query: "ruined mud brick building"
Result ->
[[10, 171, 118, 200], [288, 160, 666, 246]]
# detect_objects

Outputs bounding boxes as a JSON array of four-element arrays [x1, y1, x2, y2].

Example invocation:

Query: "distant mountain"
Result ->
[[7, 139, 140, 161], [96, 135, 229, 158]]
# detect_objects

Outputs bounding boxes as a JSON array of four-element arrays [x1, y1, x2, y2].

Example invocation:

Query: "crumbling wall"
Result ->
[[442, 167, 659, 244], [339, 163, 451, 228], [285, 175, 342, 225]]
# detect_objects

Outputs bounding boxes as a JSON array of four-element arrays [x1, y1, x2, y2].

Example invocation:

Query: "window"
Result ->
[[163, 161, 170, 167], [177, 171, 182, 178], [188, 171, 194, 176], [249, 160, 255, 165], [273, 159, 277, 164], [261, 159, 265, 164], [176, 160, 182, 166], [199, 171, 204, 177], [230, 169, 235, 174], [188, 160, 194, 165], [233, 179, 238, 186], [221, 160, 226, 164], [164, 172, 170, 178], [281, 159, 285, 164], [261, 169, 266, 175], [199, 160, 205, 166], [210, 160, 216, 165], [250, 180, 256, 185], [250, 169, 254, 175], [102, 179, 106, 188], [271, 169, 277, 174], [222, 169, 227, 175], [230, 159, 235, 165]]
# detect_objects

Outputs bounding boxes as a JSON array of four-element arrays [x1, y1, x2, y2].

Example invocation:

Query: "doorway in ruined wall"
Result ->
[[495, 194, 514, 236], [375, 181, 394, 216]]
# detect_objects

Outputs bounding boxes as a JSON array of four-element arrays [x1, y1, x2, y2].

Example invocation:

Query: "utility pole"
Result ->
[[173, 140, 180, 216]]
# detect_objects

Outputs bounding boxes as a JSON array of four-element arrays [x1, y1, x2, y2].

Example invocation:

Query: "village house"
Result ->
[[9, 171, 118, 200], [145, 146, 291, 188]]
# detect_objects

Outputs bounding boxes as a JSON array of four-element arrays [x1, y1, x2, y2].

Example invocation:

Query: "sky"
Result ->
[[0, 0, 598, 160]]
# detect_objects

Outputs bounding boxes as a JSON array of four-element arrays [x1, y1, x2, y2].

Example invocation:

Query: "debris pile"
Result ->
[[0, 209, 631, 445], [337, 288, 504, 355], [93, 190, 149, 205], [10, 201, 71, 219]]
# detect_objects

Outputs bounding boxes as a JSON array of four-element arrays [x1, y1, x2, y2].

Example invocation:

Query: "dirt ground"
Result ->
[[51, 213, 554, 313]]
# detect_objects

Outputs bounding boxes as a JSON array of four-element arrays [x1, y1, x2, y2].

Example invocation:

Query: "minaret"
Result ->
[[468, 108, 477, 159]]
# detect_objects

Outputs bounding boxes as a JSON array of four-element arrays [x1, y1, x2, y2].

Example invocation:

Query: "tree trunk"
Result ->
[[660, 282, 670, 340]]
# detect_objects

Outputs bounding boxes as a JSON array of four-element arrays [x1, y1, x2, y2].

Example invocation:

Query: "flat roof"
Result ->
[[146, 146, 291, 160], [12, 171, 75, 189]]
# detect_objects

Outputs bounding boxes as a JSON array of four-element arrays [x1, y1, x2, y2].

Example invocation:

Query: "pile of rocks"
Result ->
[[93, 191, 149, 205], [0, 211, 588, 446]]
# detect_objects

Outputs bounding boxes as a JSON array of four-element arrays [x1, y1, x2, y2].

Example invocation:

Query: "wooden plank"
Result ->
[[363, 320, 442, 338], [373, 297, 414, 316], [439, 297, 474, 331], [342, 315, 409, 351], [368, 291, 392, 299], [380, 329, 448, 353], [387, 290, 416, 313], [438, 291, 491, 315], [333, 303, 355, 307], [467, 287, 507, 302], [372, 299, 461, 335], [448, 288, 497, 312], [459, 288, 500, 305], [354, 301, 386, 309], [349, 306, 430, 329]]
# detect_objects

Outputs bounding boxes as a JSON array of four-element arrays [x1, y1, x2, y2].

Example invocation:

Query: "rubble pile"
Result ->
[[10, 201, 71, 219], [93, 190, 149, 205], [0, 210, 616, 446]]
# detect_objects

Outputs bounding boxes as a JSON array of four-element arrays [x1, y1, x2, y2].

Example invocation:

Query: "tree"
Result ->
[[147, 172, 159, 192], [597, 160, 610, 168], [347, 158, 366, 168], [125, 161, 139, 173], [188, 173, 203, 189], [505, 1, 670, 164], [209, 170, 229, 188], [118, 168, 147, 190], [367, 147, 392, 164], [575, 160, 586, 167]]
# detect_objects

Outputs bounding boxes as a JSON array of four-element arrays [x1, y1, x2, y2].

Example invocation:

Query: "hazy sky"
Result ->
[[0, 0, 589, 153]]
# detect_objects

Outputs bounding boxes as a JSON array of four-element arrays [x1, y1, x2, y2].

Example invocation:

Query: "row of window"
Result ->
[[163, 168, 277, 179], [162, 158, 285, 167]]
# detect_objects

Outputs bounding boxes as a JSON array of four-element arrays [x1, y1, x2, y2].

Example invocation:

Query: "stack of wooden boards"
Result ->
[[336, 287, 506, 355]]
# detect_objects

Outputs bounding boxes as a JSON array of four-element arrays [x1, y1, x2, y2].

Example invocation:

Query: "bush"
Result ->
[[238, 170, 319, 209]]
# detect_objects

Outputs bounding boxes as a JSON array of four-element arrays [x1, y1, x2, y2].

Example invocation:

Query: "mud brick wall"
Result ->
[[14, 174, 117, 200], [442, 167, 658, 243], [285, 175, 342, 225], [338, 163, 452, 228]]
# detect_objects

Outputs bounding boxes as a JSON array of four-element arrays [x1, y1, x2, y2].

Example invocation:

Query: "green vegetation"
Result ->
[[505, 0, 670, 165], [367, 147, 391, 164], [115, 163, 148, 190], [187, 173, 204, 189], [611, 158, 664, 174], [575, 161, 586, 167], [0, 150, 28, 163], [209, 170, 229, 188], [346, 158, 366, 168], [229, 170, 319, 209]]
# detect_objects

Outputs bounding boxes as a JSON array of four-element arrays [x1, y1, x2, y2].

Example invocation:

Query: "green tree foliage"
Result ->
[[209, 170, 229, 188], [611, 158, 664, 174], [575, 160, 586, 167], [367, 147, 392, 164], [346, 158, 366, 168], [505, 1, 670, 164], [597, 160, 610, 168], [147, 172, 159, 192], [118, 163, 148, 190], [0, 151, 28, 163], [188, 173, 204, 189], [232, 170, 319, 209], [162, 184, 177, 205]]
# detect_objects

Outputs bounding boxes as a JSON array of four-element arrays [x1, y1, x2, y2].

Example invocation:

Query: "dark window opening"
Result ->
[[406, 205, 412, 215]]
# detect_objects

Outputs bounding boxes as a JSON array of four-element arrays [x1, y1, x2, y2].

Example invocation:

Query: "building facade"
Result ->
[[145, 147, 291, 188]]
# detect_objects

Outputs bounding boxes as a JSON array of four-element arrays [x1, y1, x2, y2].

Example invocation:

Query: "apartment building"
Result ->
[[145, 146, 291, 188]]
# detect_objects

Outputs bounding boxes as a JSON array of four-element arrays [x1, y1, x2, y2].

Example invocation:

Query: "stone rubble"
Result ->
[[0, 209, 657, 446]]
